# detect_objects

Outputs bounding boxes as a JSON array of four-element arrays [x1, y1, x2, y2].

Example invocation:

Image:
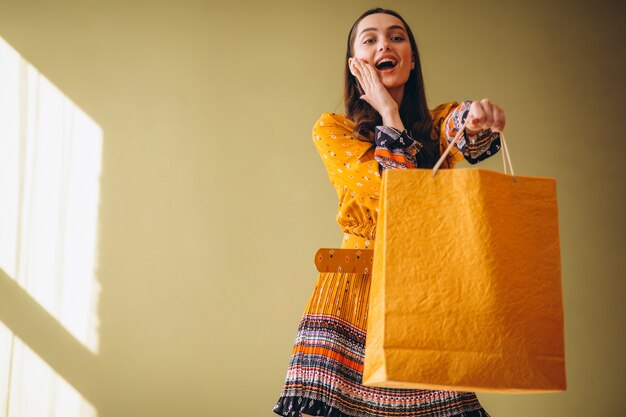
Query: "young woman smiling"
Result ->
[[274, 7, 504, 417]]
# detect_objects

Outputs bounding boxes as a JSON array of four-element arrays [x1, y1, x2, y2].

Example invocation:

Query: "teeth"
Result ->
[[376, 57, 397, 69]]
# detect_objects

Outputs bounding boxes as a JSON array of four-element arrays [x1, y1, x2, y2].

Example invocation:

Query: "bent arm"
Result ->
[[312, 112, 382, 198]]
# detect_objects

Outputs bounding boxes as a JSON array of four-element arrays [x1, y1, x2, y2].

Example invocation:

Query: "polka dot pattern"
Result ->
[[310, 106, 472, 241]]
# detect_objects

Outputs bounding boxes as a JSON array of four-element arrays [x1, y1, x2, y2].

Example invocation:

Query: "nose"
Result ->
[[378, 38, 391, 51]]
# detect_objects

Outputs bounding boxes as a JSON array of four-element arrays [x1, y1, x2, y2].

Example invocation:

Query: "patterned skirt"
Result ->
[[273, 235, 491, 417]]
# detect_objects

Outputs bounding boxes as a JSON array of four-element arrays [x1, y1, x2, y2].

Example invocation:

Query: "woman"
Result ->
[[274, 7, 505, 417]]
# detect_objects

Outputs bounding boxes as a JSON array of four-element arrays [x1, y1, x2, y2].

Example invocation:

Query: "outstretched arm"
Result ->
[[443, 99, 505, 165]]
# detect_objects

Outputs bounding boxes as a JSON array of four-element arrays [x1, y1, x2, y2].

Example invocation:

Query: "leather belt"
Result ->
[[314, 248, 374, 274]]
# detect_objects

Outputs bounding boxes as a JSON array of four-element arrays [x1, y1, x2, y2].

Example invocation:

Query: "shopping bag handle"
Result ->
[[315, 119, 514, 274], [432, 117, 515, 180]]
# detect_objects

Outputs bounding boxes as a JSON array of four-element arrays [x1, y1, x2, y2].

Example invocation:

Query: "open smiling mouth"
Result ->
[[375, 59, 398, 71]]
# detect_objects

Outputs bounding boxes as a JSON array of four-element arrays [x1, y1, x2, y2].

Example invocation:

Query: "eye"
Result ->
[[391, 36, 404, 41], [363, 38, 374, 44]]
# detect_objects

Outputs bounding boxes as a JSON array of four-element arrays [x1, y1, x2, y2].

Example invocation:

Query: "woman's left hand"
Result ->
[[466, 99, 506, 133]]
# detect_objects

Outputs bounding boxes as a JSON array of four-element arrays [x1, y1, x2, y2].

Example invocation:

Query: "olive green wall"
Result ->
[[0, 0, 623, 416]]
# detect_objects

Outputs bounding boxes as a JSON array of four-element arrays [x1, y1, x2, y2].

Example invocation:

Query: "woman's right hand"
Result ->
[[349, 57, 398, 117]]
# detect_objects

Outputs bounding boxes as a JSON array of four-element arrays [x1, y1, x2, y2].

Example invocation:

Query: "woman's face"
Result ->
[[352, 13, 415, 90]]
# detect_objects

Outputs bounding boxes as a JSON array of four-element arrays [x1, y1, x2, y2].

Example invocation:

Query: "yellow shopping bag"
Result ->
[[362, 129, 566, 393]]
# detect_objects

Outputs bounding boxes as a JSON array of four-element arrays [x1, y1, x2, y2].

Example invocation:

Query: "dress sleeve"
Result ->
[[312, 112, 382, 198], [441, 100, 501, 165], [372, 125, 422, 170], [372, 101, 502, 172]]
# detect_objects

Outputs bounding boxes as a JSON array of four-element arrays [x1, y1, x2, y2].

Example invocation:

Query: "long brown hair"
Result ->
[[344, 7, 440, 167]]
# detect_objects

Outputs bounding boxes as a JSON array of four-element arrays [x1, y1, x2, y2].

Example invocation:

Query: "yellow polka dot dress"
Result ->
[[273, 101, 501, 417]]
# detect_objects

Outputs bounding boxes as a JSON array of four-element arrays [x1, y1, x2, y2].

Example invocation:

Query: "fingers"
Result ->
[[349, 58, 367, 94], [479, 99, 494, 127], [492, 105, 506, 132], [349, 57, 397, 114], [359, 58, 375, 81], [360, 58, 381, 86], [468, 99, 506, 132], [468, 102, 486, 131], [469, 100, 492, 130], [350, 58, 370, 91], [349, 58, 380, 93]]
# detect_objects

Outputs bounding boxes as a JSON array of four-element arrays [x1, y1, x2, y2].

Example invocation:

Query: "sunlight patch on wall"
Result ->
[[0, 36, 102, 416], [0, 322, 97, 417]]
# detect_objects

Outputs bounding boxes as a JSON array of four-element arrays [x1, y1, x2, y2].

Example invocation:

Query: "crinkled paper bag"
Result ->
[[362, 168, 566, 393]]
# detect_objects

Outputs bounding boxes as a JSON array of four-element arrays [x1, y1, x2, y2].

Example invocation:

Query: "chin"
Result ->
[[381, 79, 408, 90]]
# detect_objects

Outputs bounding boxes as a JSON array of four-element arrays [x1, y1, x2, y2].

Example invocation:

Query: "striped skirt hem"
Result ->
[[273, 395, 491, 417]]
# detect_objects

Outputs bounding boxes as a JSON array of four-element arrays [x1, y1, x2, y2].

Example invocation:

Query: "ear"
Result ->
[[411, 55, 415, 70]]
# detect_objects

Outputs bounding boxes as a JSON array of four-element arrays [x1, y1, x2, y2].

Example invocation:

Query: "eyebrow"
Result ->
[[358, 25, 407, 37]]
